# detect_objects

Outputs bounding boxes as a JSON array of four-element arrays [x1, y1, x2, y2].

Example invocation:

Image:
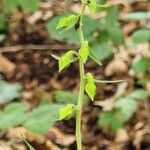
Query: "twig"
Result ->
[[0, 44, 79, 53]]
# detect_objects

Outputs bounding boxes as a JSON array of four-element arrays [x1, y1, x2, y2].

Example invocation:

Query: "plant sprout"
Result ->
[[55, 0, 122, 149]]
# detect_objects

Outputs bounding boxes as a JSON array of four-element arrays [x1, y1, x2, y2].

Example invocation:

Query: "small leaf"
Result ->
[[0, 15, 7, 30], [0, 103, 28, 130], [127, 12, 150, 21], [85, 73, 96, 101], [56, 15, 79, 32], [0, 81, 22, 104], [59, 104, 75, 120], [89, 0, 97, 14], [79, 41, 89, 63], [23, 138, 35, 150], [89, 49, 102, 65], [132, 28, 150, 44], [24, 104, 63, 134], [58, 51, 74, 72], [0, 34, 6, 43], [53, 90, 89, 104], [4, 0, 18, 13], [128, 89, 149, 101], [18, 0, 39, 12], [132, 57, 150, 74]]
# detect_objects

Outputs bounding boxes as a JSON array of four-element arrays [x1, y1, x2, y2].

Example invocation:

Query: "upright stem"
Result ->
[[76, 1, 86, 150]]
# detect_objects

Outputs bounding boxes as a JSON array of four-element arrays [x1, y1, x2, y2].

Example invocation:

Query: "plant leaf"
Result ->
[[3, 0, 18, 13], [132, 57, 150, 74], [79, 41, 89, 63], [59, 104, 75, 120], [57, 15, 79, 32], [89, 0, 97, 14], [58, 51, 74, 72], [24, 104, 63, 134], [18, 0, 39, 12], [0, 81, 22, 104], [127, 12, 150, 21], [85, 73, 96, 101], [53, 90, 89, 104], [89, 49, 102, 65], [128, 89, 149, 101], [0, 103, 28, 130], [132, 28, 150, 44]]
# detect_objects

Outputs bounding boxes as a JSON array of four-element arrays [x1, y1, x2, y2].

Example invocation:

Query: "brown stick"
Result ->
[[0, 44, 79, 53]]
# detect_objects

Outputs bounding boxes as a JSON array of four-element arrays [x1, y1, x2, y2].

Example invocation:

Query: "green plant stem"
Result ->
[[76, 1, 86, 150]]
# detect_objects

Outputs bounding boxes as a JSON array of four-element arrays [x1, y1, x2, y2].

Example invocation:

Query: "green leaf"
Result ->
[[46, 13, 100, 44], [128, 89, 149, 101], [115, 98, 137, 122], [85, 73, 96, 101], [4, 102, 28, 113], [24, 139, 35, 150], [0, 34, 6, 43], [105, 6, 123, 45], [59, 104, 75, 120], [132, 57, 150, 74], [53, 90, 89, 105], [0, 15, 7, 31], [0, 81, 22, 104], [0, 103, 28, 130], [127, 12, 150, 21], [3, 0, 18, 13], [58, 51, 74, 72], [98, 109, 124, 132], [89, 0, 97, 14], [91, 32, 113, 61], [79, 41, 89, 63], [132, 28, 150, 44], [24, 104, 63, 134], [98, 88, 149, 132], [89, 49, 102, 65], [57, 15, 79, 32], [18, 0, 39, 12]]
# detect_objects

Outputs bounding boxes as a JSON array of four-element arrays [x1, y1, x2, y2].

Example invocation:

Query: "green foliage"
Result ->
[[58, 50, 75, 72], [105, 6, 123, 45], [0, 101, 64, 135], [79, 41, 89, 63], [89, 0, 97, 14], [3, 0, 18, 13], [0, 80, 22, 104], [59, 104, 75, 120], [3, 0, 39, 13], [132, 28, 150, 44], [57, 15, 79, 32], [24, 104, 62, 134], [0, 15, 7, 31], [53, 90, 89, 104], [18, 0, 39, 13], [132, 57, 150, 74], [47, 13, 100, 44], [127, 12, 150, 21], [0, 102, 28, 130], [98, 89, 149, 131], [0, 34, 6, 43], [85, 73, 96, 101]]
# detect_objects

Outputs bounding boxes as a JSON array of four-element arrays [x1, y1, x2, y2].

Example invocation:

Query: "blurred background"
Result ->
[[0, 0, 150, 150]]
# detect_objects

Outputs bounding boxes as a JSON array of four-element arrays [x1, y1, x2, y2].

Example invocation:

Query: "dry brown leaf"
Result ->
[[48, 128, 75, 146], [105, 59, 128, 76], [115, 128, 129, 143], [0, 54, 16, 75]]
